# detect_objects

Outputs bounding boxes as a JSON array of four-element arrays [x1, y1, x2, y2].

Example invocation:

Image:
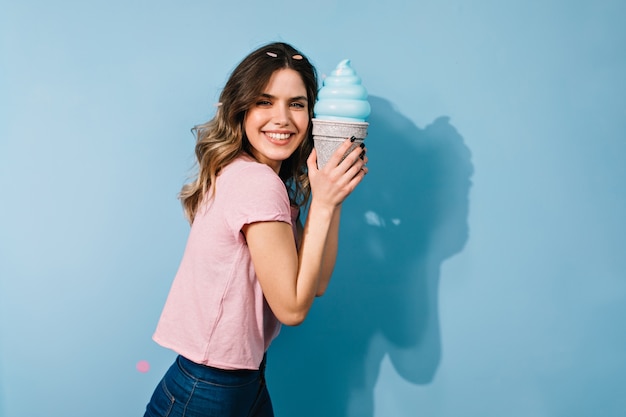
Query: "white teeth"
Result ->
[[266, 132, 291, 140]]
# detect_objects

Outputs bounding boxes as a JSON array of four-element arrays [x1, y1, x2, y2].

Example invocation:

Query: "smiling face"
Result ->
[[243, 68, 310, 173]]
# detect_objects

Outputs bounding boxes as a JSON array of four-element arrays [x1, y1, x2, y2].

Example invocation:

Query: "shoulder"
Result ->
[[220, 155, 280, 180], [220, 155, 282, 187], [217, 156, 291, 227]]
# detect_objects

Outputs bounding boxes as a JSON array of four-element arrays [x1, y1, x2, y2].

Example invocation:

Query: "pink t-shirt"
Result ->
[[153, 155, 298, 370]]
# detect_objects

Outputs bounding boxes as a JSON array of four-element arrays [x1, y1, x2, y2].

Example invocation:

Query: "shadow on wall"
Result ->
[[267, 96, 474, 417]]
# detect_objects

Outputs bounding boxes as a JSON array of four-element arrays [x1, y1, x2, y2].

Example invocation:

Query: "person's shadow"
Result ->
[[267, 96, 474, 417]]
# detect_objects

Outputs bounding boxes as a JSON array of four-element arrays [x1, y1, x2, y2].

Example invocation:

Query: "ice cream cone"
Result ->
[[312, 118, 368, 168]]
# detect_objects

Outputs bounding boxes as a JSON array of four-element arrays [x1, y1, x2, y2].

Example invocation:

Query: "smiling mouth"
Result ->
[[265, 132, 292, 140]]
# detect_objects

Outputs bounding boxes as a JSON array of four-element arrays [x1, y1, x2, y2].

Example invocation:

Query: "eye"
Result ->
[[290, 101, 306, 109], [256, 100, 272, 106]]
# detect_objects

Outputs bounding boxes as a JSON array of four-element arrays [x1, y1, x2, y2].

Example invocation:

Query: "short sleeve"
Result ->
[[220, 162, 292, 233]]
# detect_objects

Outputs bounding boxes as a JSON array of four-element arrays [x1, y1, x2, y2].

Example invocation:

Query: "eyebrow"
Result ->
[[260, 93, 307, 101]]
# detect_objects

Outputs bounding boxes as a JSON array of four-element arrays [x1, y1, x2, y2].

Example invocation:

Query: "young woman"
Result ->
[[143, 42, 368, 417]]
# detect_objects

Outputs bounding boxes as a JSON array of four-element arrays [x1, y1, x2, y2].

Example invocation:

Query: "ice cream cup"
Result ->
[[312, 118, 368, 168]]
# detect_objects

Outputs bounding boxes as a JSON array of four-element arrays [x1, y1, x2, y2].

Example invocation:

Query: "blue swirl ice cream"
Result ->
[[312, 59, 370, 168], [314, 59, 371, 122]]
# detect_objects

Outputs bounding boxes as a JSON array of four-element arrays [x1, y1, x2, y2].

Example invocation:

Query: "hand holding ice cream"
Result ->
[[312, 59, 370, 168]]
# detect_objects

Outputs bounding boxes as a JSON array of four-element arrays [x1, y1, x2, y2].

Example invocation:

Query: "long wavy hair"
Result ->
[[179, 42, 318, 223]]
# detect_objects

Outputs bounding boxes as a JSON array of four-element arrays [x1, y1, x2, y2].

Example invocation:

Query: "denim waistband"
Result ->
[[177, 354, 267, 377], [173, 354, 267, 393]]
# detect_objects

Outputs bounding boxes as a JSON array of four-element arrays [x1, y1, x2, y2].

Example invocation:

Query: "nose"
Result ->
[[273, 103, 290, 126]]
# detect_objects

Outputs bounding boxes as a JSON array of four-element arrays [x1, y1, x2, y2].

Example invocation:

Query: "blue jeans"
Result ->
[[143, 355, 274, 417]]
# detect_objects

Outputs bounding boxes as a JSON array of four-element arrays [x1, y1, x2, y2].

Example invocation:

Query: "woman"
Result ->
[[144, 41, 368, 417]]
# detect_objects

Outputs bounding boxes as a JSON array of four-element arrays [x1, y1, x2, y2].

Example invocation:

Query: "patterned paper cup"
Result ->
[[312, 119, 369, 168]]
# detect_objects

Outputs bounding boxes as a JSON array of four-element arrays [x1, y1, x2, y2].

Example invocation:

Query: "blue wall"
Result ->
[[1, 1, 625, 416]]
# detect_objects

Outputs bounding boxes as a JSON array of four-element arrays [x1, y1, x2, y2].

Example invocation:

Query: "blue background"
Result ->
[[1, 0, 625, 416]]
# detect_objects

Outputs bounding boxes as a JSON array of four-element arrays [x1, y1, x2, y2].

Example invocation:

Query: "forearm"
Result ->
[[294, 200, 335, 313], [316, 205, 341, 296]]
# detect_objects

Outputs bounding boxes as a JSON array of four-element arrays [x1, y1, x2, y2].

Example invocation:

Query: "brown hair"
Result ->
[[179, 42, 318, 223]]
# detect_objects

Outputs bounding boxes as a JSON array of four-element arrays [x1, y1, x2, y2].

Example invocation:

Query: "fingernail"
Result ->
[[359, 143, 365, 149], [360, 150, 365, 160], [350, 136, 356, 142]]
